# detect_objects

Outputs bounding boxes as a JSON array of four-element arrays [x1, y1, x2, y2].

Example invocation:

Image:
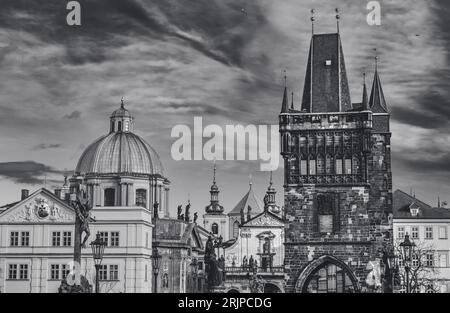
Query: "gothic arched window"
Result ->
[[104, 188, 115, 206], [211, 223, 219, 235], [317, 154, 325, 175], [335, 156, 343, 175], [300, 154, 307, 175], [344, 156, 352, 175], [309, 155, 316, 175], [118, 121, 122, 132], [232, 221, 239, 238], [325, 154, 334, 174], [136, 189, 147, 208]]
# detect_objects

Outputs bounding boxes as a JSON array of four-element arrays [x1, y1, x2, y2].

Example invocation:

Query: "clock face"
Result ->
[[37, 203, 50, 218]]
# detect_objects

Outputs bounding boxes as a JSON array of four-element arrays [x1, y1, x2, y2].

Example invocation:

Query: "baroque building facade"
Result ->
[[280, 27, 393, 292]]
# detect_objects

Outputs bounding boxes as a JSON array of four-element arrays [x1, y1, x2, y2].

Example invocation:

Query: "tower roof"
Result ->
[[369, 67, 388, 113], [228, 184, 263, 216], [301, 33, 352, 113], [362, 73, 369, 111]]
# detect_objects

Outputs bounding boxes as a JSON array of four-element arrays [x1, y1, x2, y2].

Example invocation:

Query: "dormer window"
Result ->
[[325, 60, 332, 66], [410, 208, 419, 217], [409, 203, 420, 217]]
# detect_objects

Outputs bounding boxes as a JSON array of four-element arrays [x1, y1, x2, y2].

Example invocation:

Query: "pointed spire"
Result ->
[[213, 159, 217, 185], [290, 92, 294, 110], [249, 173, 253, 189], [206, 160, 224, 214], [362, 72, 369, 111], [335, 8, 340, 34], [281, 70, 289, 113], [264, 171, 278, 213], [311, 9, 316, 34], [438, 196, 441, 208], [369, 51, 388, 113]]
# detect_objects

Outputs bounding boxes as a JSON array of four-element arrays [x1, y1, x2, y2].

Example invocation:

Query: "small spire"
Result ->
[[213, 159, 217, 185], [438, 196, 441, 208], [120, 97, 125, 109], [362, 72, 369, 110], [310, 9, 316, 34], [269, 171, 273, 188], [291, 92, 294, 110], [335, 8, 340, 33], [280, 70, 289, 113], [249, 174, 253, 189], [374, 48, 378, 72], [188, 192, 191, 204], [284, 69, 287, 87]]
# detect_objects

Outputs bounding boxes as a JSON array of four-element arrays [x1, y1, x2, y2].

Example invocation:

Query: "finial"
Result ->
[[438, 195, 441, 208], [283, 69, 287, 87], [269, 171, 273, 187], [310, 9, 316, 34], [291, 91, 294, 110], [121, 97, 125, 108], [249, 173, 253, 188], [213, 159, 217, 184], [335, 8, 340, 33], [363, 71, 366, 85], [374, 48, 378, 71], [188, 193, 191, 204]]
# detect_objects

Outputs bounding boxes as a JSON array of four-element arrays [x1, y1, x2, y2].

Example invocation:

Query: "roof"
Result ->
[[393, 189, 450, 219], [228, 186, 263, 216], [75, 132, 165, 176], [369, 69, 388, 113], [301, 33, 352, 113]]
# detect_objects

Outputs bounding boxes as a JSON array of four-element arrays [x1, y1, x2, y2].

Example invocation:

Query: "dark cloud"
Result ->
[[391, 106, 447, 129], [32, 143, 62, 151], [64, 110, 82, 119], [0, 161, 63, 184]]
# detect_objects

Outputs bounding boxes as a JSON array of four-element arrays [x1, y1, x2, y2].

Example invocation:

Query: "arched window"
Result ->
[[104, 188, 115, 206], [124, 121, 129, 132], [304, 262, 356, 293], [317, 154, 325, 175], [344, 156, 352, 175], [118, 121, 122, 132], [300, 154, 307, 175], [136, 189, 147, 208], [352, 155, 360, 175], [110, 120, 115, 132], [232, 221, 239, 238], [211, 223, 219, 235], [325, 154, 334, 174], [335, 156, 343, 175], [309, 155, 316, 175], [263, 238, 271, 254]]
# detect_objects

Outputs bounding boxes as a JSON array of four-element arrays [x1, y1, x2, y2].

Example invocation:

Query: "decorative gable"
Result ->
[[244, 212, 284, 227], [0, 189, 75, 223]]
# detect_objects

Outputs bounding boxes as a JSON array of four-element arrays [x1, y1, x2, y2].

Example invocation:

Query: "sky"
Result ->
[[0, 0, 450, 218]]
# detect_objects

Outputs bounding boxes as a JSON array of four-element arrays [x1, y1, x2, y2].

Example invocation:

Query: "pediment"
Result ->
[[244, 212, 284, 227], [0, 189, 75, 223]]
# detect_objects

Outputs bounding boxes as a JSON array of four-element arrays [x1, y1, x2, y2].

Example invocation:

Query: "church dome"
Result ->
[[75, 100, 164, 177]]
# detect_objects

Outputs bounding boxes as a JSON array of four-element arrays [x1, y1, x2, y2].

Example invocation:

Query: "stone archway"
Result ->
[[295, 255, 360, 293], [227, 289, 240, 293], [263, 283, 282, 293]]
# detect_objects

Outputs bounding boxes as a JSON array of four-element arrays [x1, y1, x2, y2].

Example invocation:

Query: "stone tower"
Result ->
[[280, 26, 393, 293]]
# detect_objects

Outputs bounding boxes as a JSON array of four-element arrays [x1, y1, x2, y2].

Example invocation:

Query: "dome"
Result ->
[[75, 132, 164, 176], [110, 107, 132, 118]]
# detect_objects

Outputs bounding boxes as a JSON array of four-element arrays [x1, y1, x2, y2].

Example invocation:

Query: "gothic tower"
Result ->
[[279, 20, 393, 293]]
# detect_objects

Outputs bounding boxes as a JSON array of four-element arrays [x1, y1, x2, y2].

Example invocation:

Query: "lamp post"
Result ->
[[190, 258, 198, 293], [381, 248, 397, 293], [151, 247, 161, 293], [400, 234, 416, 293], [90, 233, 106, 293]]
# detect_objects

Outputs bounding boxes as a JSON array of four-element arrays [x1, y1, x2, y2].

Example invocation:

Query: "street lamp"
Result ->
[[400, 234, 416, 293], [190, 258, 198, 293], [151, 247, 162, 293], [90, 233, 107, 293]]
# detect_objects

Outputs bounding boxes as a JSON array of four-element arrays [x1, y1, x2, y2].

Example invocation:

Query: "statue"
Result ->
[[177, 205, 183, 220], [204, 236, 223, 289], [71, 194, 92, 249], [180, 213, 184, 221], [249, 255, 254, 271], [263, 194, 269, 207], [153, 202, 159, 219], [247, 205, 252, 221], [193, 212, 198, 223], [242, 256, 248, 270], [185, 203, 191, 222], [249, 273, 265, 293]]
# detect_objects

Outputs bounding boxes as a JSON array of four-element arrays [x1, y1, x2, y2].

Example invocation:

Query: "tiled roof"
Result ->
[[369, 69, 388, 113], [228, 186, 263, 216], [393, 189, 450, 219]]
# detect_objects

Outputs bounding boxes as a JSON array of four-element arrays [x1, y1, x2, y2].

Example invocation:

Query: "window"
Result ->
[[145, 264, 148, 282], [118, 121, 122, 132], [411, 227, 419, 239], [325, 155, 334, 174], [52, 232, 61, 246], [425, 227, 433, 240], [124, 121, 129, 132], [397, 227, 405, 240], [211, 223, 218, 235], [300, 159, 307, 175], [317, 155, 325, 175], [412, 254, 419, 268], [309, 159, 316, 175], [304, 263, 356, 293], [146, 232, 149, 248], [439, 226, 448, 239], [111, 232, 120, 247], [104, 188, 115, 206], [61, 264, 70, 279], [109, 265, 119, 280], [335, 158, 343, 175], [99, 265, 108, 281], [19, 264, 28, 280], [136, 189, 147, 208], [325, 60, 332, 66], [99, 232, 109, 246], [63, 231, 72, 246], [8, 264, 18, 280], [232, 221, 239, 238], [21, 231, 30, 246], [344, 158, 352, 174], [162, 273, 169, 288], [439, 253, 448, 268], [425, 253, 434, 267], [50, 264, 60, 280], [10, 232, 19, 246]]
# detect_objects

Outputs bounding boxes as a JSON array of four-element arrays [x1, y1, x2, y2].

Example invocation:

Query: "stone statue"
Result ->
[[153, 202, 159, 219], [249, 255, 254, 270], [204, 236, 223, 289], [263, 194, 269, 207], [242, 256, 248, 270], [177, 205, 183, 220], [72, 195, 91, 249], [247, 205, 252, 221], [180, 213, 184, 221], [249, 273, 265, 293], [193, 212, 198, 223], [185, 203, 191, 222]]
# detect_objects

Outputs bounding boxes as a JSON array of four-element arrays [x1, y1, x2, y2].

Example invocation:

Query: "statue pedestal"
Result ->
[[209, 286, 227, 293], [58, 275, 93, 293]]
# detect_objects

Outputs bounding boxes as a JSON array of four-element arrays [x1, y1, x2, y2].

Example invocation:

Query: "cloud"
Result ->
[[63, 110, 82, 119], [0, 161, 63, 185], [32, 143, 62, 151]]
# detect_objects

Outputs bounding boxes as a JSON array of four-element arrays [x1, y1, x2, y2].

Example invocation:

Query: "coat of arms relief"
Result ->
[[7, 197, 73, 222]]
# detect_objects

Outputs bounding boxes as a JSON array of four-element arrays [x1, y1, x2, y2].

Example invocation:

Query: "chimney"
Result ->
[[54, 189, 62, 199], [21, 189, 29, 200]]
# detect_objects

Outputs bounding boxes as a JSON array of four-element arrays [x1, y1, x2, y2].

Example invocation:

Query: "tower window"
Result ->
[[232, 221, 239, 238], [110, 120, 115, 132], [345, 158, 352, 174], [211, 223, 219, 235], [309, 159, 316, 175], [136, 189, 147, 208], [325, 60, 332, 66], [118, 121, 122, 132], [335, 158, 343, 175], [104, 188, 115, 206], [124, 121, 129, 132]]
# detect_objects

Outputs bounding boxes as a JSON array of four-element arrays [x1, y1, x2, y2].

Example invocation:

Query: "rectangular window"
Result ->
[[61, 264, 70, 279], [146, 233, 149, 248], [439, 253, 448, 268], [335, 159, 343, 175], [425, 253, 434, 267], [19, 264, 28, 280], [110, 264, 119, 280], [397, 227, 405, 240], [8, 264, 17, 280], [300, 160, 307, 175], [10, 232, 19, 246], [21, 231, 30, 246], [51, 264, 60, 280], [439, 226, 448, 239], [63, 231, 72, 246], [309, 160, 316, 175], [110, 232, 119, 247], [52, 231, 61, 246], [425, 227, 433, 240], [412, 254, 419, 268], [99, 232, 109, 246], [345, 158, 352, 174], [99, 265, 108, 281], [411, 227, 419, 240]]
